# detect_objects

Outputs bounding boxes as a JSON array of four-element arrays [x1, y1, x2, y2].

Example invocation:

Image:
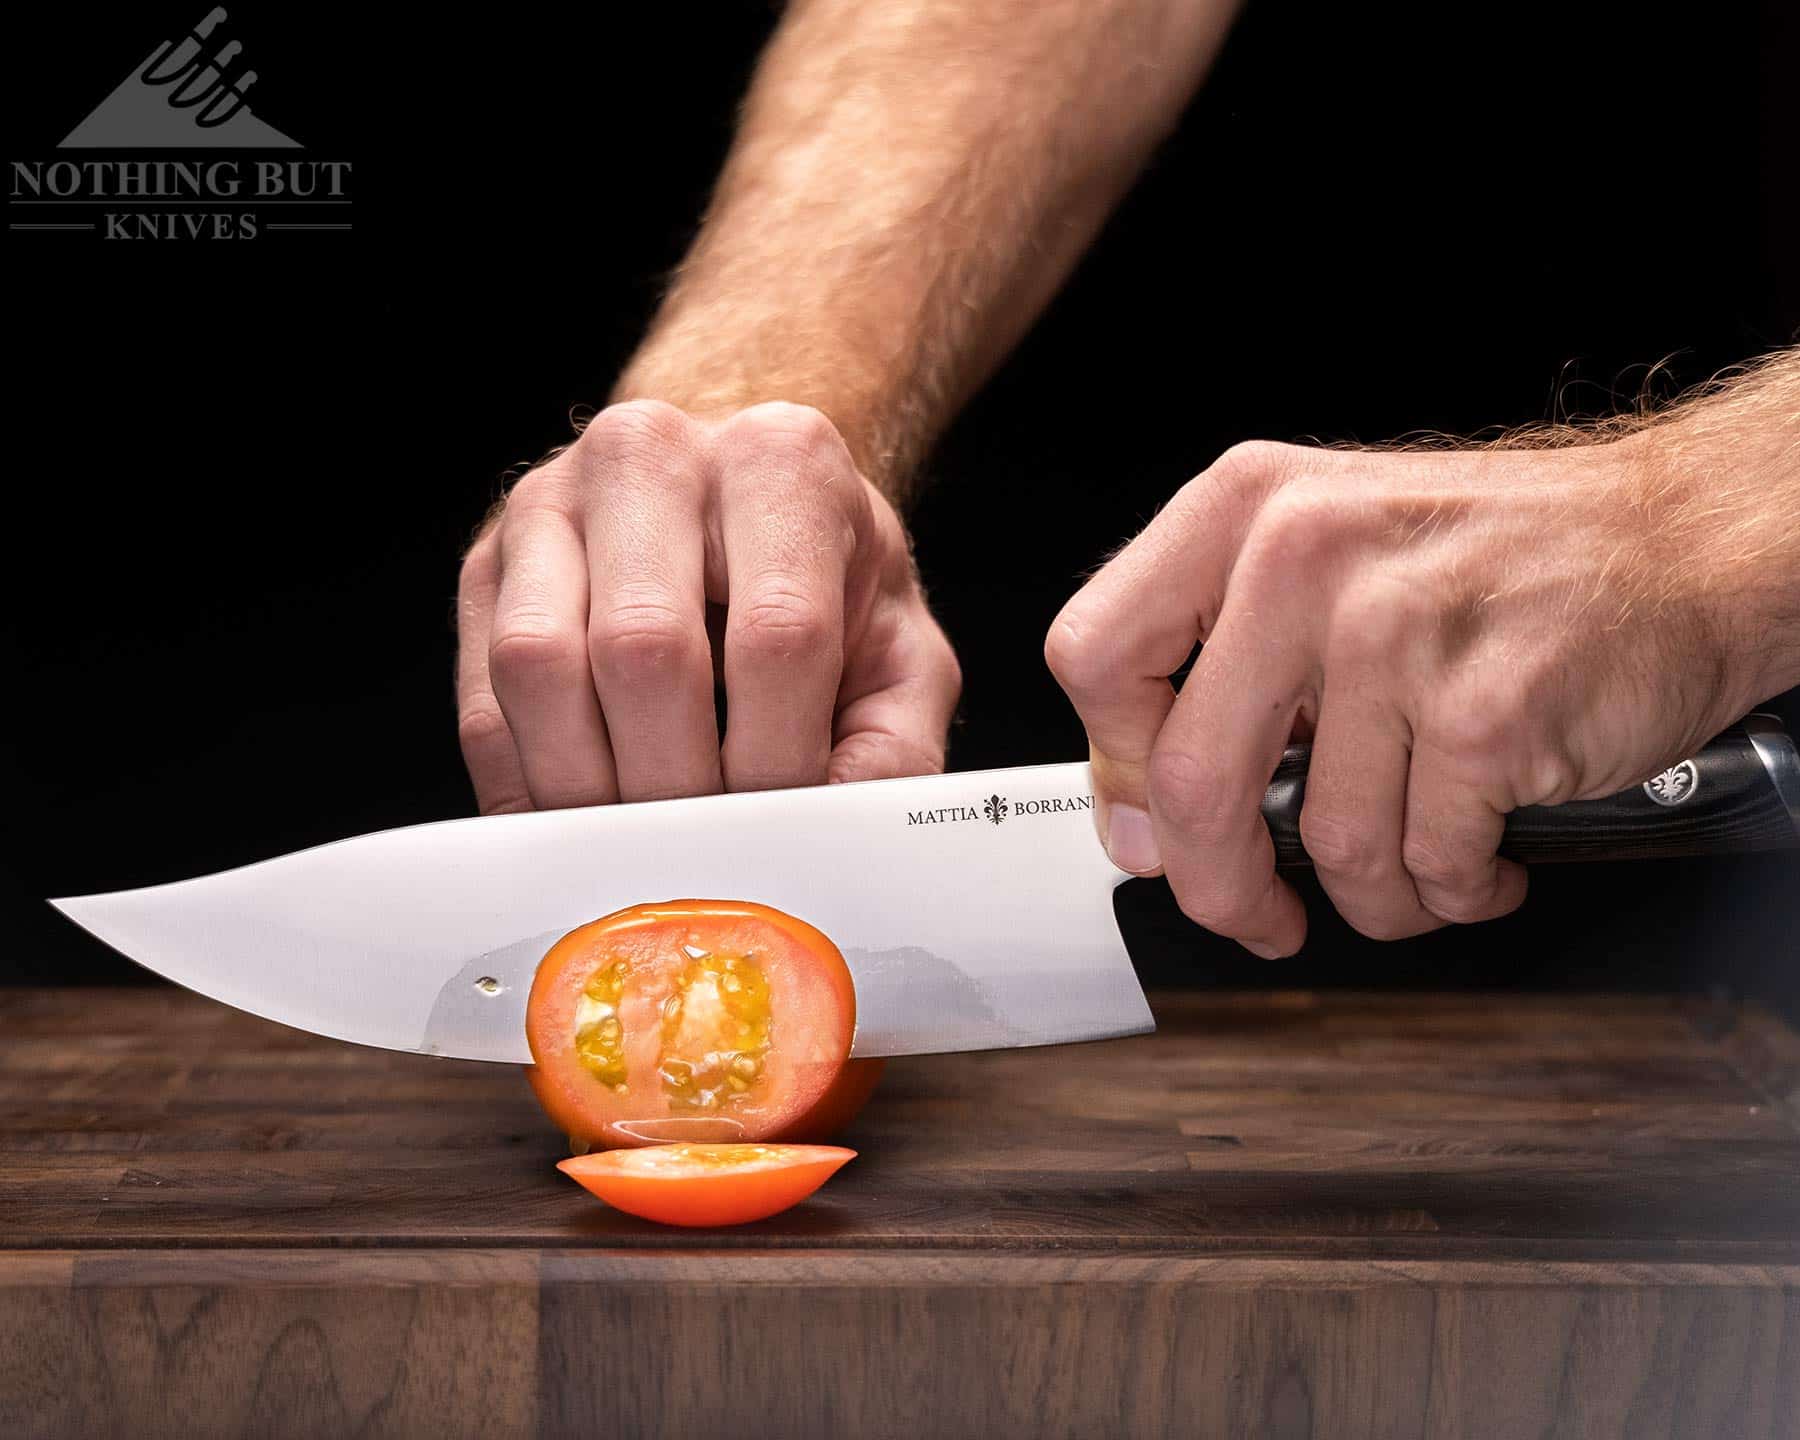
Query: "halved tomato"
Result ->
[[524, 900, 882, 1150], [557, 1142, 855, 1226]]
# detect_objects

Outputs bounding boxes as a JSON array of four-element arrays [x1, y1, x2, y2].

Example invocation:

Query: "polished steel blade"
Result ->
[[51, 764, 1150, 1062]]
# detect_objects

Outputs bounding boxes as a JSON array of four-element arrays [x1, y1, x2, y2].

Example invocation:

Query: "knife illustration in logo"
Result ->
[[59, 7, 300, 149]]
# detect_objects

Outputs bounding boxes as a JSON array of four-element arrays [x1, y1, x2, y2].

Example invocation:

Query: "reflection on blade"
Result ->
[[52, 763, 1152, 1062]]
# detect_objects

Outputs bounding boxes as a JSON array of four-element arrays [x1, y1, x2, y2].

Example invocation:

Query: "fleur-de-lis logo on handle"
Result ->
[[1643, 760, 1699, 807], [983, 794, 1008, 825]]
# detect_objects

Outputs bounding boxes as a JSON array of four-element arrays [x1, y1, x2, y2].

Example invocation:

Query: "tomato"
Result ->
[[524, 900, 882, 1150], [557, 1142, 855, 1226]]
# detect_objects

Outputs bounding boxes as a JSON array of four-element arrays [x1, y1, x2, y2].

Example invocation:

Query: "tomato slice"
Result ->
[[557, 1142, 854, 1226], [525, 900, 882, 1150]]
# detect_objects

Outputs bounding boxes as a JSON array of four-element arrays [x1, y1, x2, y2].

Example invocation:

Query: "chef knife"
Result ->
[[50, 716, 1798, 1064]]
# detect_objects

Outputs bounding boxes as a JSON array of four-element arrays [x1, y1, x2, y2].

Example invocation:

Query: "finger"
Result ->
[[1146, 604, 1311, 958], [1045, 443, 1295, 873], [1299, 688, 1441, 941], [455, 526, 531, 814], [584, 440, 721, 803], [716, 405, 864, 792], [1401, 745, 1529, 926], [487, 490, 619, 809], [828, 599, 961, 784]]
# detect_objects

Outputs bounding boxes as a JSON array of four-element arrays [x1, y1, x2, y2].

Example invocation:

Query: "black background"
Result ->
[[6, 3, 1797, 1014]]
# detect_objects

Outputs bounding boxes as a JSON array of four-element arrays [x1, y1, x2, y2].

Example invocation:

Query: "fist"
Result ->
[[1047, 436, 1769, 956], [457, 401, 960, 812]]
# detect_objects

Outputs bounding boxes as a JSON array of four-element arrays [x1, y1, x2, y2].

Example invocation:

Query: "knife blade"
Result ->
[[47, 719, 1799, 1066], [50, 762, 1152, 1062]]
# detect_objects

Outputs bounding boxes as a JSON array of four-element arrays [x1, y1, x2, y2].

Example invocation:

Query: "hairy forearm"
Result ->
[[1644, 349, 1800, 705], [613, 0, 1239, 500]]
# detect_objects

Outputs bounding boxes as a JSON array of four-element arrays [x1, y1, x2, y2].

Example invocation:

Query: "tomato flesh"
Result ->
[[557, 1143, 856, 1226], [525, 901, 881, 1149]]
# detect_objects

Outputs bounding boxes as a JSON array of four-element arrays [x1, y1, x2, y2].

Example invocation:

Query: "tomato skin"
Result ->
[[525, 901, 877, 1149], [557, 1144, 856, 1226], [778, 1057, 885, 1142]]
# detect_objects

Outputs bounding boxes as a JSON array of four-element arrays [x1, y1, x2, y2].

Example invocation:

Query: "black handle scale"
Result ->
[[1263, 721, 1800, 867]]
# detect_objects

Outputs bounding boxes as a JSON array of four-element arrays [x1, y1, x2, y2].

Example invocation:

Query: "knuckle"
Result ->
[[1298, 805, 1382, 878], [1327, 576, 1429, 667], [488, 623, 588, 690], [1430, 697, 1528, 772], [1347, 912, 1419, 943], [479, 794, 534, 817], [1212, 438, 1300, 488], [500, 467, 551, 514], [1146, 744, 1229, 847], [832, 730, 946, 782], [909, 606, 964, 706], [1425, 669, 1575, 806], [458, 538, 492, 585], [457, 533, 500, 602], [1167, 876, 1250, 937], [727, 401, 842, 455], [1524, 747, 1580, 808], [1400, 835, 1478, 895], [467, 499, 506, 553], [1043, 605, 1113, 696], [455, 703, 511, 757], [861, 487, 910, 562], [1248, 479, 1340, 570], [587, 603, 700, 683], [503, 451, 582, 512], [730, 593, 835, 664], [1415, 884, 1498, 927], [581, 399, 693, 456], [1155, 443, 1304, 546]]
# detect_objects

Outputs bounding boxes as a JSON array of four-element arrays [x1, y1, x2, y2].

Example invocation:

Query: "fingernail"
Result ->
[[1105, 804, 1161, 875], [1244, 940, 1284, 960]]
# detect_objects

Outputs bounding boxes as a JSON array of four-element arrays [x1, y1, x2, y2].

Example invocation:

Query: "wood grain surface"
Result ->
[[4, 986, 1799, 1438]]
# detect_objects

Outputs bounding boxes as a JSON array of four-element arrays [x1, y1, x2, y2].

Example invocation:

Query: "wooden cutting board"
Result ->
[[3, 985, 1798, 1438]]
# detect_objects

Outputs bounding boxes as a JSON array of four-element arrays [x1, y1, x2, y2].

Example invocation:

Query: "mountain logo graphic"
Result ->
[[60, 7, 299, 149]]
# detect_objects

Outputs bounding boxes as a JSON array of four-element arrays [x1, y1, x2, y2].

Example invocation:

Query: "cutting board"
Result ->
[[3, 986, 1798, 1438]]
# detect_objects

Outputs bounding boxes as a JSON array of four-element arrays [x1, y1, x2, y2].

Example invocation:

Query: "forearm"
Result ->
[[613, 0, 1239, 500], [1626, 350, 1800, 708]]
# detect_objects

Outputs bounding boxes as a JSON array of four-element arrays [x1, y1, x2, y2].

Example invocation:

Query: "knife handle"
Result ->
[[1264, 715, 1800, 867]]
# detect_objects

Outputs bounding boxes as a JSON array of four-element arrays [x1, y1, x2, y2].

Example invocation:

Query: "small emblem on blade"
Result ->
[[1643, 760, 1699, 807], [983, 794, 1008, 825]]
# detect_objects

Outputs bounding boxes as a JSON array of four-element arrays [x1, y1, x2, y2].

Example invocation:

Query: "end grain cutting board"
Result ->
[[3, 986, 1799, 1438]]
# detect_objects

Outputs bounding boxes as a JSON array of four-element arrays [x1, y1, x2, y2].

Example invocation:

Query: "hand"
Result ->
[[457, 400, 960, 813], [1046, 432, 1787, 956]]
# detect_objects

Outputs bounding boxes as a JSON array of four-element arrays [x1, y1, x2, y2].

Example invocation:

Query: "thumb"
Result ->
[[1087, 735, 1169, 876], [1046, 625, 1176, 876], [1045, 603, 1186, 877]]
